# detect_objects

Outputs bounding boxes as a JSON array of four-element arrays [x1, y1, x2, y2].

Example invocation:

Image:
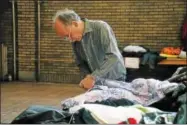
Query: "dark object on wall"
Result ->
[[0, 0, 12, 45], [181, 17, 187, 51], [0, 0, 11, 15], [0, 43, 8, 81]]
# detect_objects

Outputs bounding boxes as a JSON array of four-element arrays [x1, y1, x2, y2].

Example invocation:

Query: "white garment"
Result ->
[[70, 104, 163, 124], [179, 50, 186, 58], [123, 45, 147, 53], [81, 104, 143, 124]]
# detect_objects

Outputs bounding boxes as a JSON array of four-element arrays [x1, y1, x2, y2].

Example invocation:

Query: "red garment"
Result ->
[[182, 18, 187, 51], [118, 117, 137, 124], [182, 19, 187, 40], [128, 118, 137, 124], [161, 47, 181, 55]]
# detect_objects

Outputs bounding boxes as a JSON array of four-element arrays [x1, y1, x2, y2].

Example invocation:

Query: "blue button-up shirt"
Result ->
[[72, 18, 126, 81]]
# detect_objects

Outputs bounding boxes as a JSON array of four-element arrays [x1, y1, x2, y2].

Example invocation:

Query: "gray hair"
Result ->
[[53, 8, 81, 25]]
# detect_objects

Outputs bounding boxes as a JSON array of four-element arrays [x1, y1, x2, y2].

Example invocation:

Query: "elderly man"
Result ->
[[53, 9, 126, 88]]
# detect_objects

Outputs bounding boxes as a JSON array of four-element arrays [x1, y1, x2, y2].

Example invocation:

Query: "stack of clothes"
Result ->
[[160, 47, 186, 59], [122, 45, 166, 69], [11, 67, 187, 124]]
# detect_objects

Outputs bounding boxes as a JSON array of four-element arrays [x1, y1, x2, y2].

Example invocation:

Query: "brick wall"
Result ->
[[17, 1, 36, 80], [40, 1, 186, 50], [1, 0, 186, 83]]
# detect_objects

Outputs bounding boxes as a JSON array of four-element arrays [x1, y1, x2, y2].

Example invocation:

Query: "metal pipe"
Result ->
[[37, 0, 41, 81], [35, 0, 41, 81], [0, 43, 3, 81], [12, 0, 16, 80]]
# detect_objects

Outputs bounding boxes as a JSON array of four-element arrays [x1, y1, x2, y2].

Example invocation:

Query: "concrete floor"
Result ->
[[0, 82, 85, 123]]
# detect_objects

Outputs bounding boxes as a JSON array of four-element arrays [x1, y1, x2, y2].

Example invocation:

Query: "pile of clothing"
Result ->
[[122, 45, 166, 69], [160, 47, 186, 59], [167, 67, 187, 84], [11, 67, 187, 124], [61, 78, 181, 109]]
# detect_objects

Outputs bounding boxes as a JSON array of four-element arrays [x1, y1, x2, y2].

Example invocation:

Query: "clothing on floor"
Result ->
[[173, 93, 187, 124], [181, 17, 187, 51], [85, 98, 136, 107], [61, 77, 179, 110], [11, 105, 71, 124], [11, 93, 187, 124], [167, 67, 187, 84]]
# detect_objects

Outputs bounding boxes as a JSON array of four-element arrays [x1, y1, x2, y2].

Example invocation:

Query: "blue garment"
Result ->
[[72, 18, 126, 80]]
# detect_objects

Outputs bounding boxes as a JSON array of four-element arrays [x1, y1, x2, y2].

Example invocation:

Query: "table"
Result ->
[[158, 57, 187, 65]]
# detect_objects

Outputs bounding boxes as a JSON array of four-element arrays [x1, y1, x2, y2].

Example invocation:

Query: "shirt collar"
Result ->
[[82, 18, 93, 35]]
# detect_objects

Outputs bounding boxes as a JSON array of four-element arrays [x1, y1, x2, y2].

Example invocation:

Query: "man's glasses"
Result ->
[[63, 27, 72, 42]]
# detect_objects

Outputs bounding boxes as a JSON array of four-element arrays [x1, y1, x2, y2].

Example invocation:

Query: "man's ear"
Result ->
[[72, 21, 78, 27]]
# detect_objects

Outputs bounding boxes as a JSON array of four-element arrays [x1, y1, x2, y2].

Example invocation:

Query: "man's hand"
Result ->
[[79, 75, 95, 90]]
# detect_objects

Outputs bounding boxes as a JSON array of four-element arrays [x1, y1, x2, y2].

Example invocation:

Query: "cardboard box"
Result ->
[[124, 57, 140, 69]]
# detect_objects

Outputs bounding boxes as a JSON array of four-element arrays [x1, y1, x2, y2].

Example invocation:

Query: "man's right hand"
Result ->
[[79, 75, 95, 90]]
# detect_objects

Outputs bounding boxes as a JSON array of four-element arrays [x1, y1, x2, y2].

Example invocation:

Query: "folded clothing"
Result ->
[[122, 45, 149, 58], [160, 53, 178, 58], [178, 50, 186, 58], [123, 45, 147, 53], [160, 47, 181, 55]]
